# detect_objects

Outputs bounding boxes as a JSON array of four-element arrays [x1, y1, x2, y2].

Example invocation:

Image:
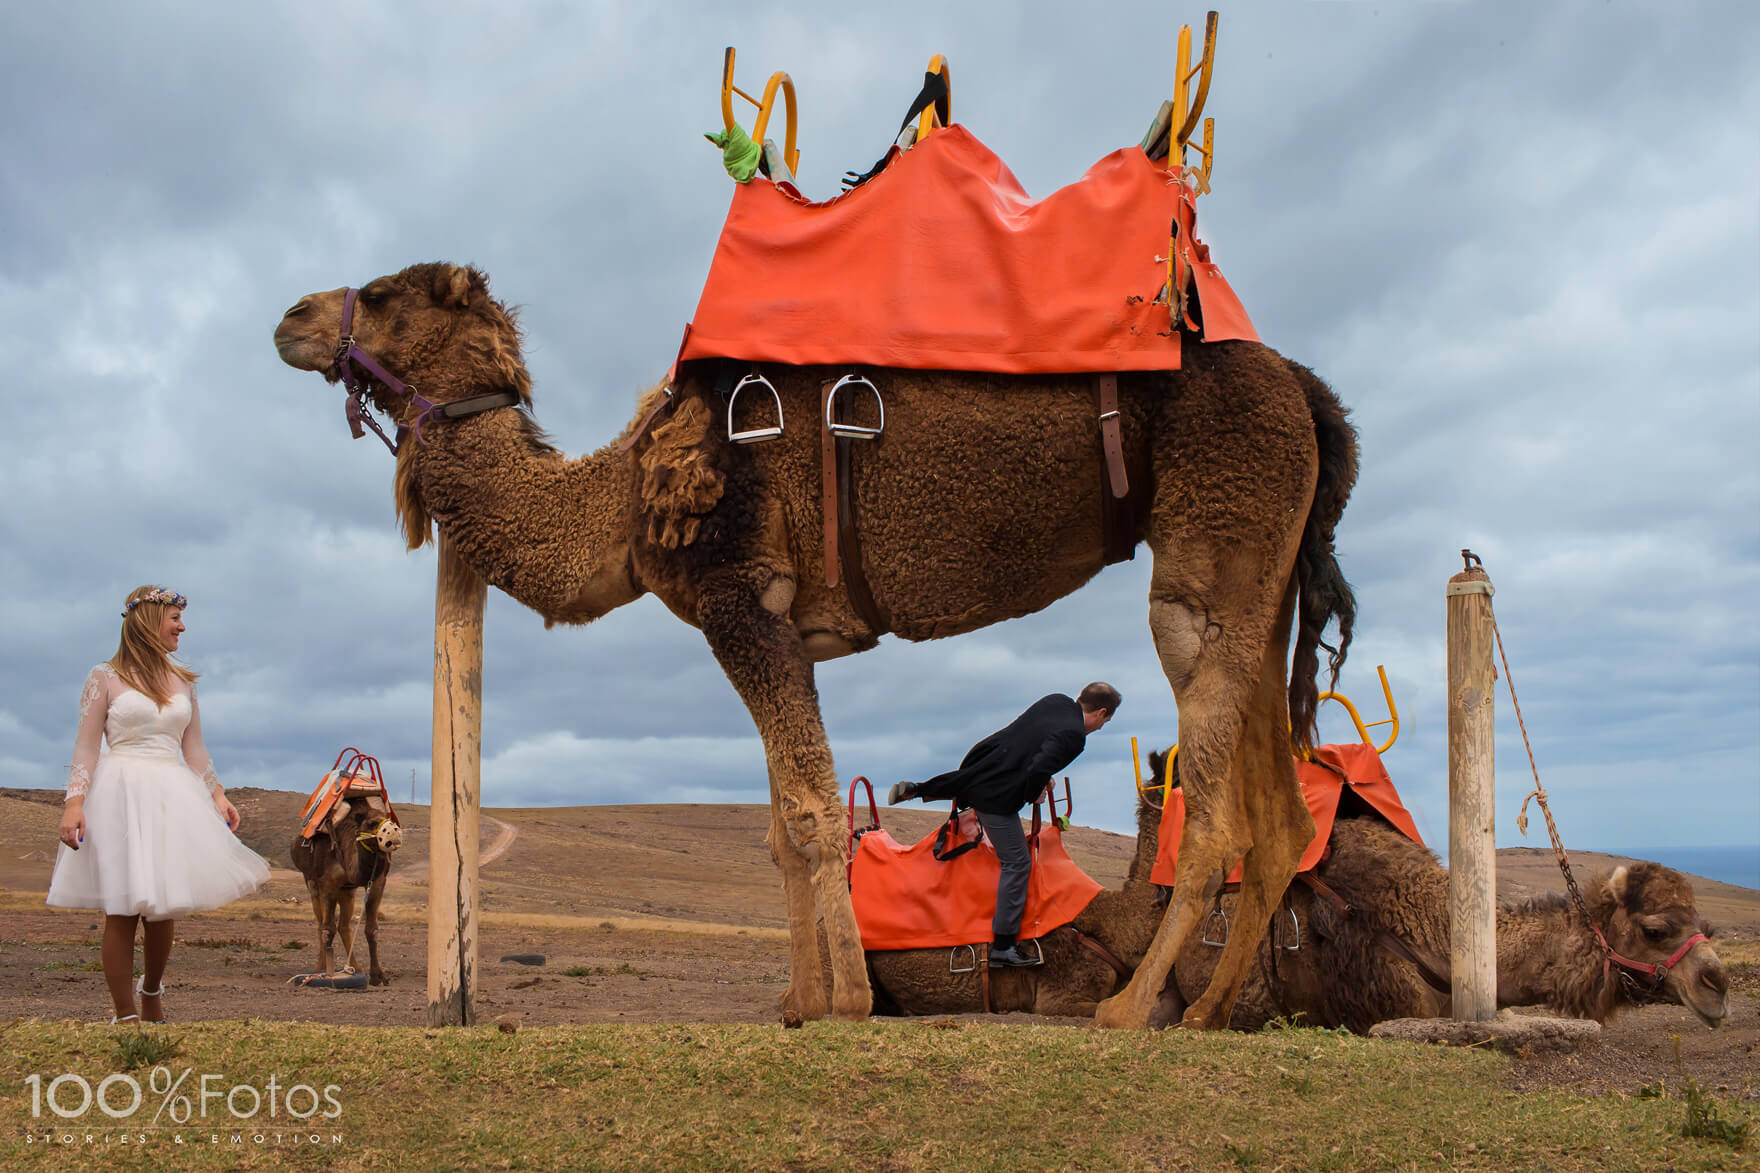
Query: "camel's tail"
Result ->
[[1285, 359, 1359, 749]]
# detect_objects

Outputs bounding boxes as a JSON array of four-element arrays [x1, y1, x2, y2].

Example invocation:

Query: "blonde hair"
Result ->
[[110, 584, 198, 707]]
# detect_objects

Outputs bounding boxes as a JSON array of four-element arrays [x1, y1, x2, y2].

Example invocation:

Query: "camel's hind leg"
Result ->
[[698, 574, 873, 1021], [1096, 550, 1308, 1029], [1180, 582, 1312, 1029]]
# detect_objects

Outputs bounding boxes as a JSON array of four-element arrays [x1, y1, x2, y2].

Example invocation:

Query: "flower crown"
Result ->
[[122, 588, 188, 618]]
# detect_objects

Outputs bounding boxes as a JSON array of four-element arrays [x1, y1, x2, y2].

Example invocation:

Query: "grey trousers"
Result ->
[[975, 809, 1031, 941]]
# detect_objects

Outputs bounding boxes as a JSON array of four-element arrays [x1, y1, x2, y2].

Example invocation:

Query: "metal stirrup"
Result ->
[[1201, 899, 1230, 948], [949, 944, 978, 974], [1272, 904, 1301, 951], [727, 372, 784, 443], [825, 373, 884, 439]]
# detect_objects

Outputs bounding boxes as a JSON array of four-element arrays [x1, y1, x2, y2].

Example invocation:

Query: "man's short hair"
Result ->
[[1077, 681, 1121, 716]]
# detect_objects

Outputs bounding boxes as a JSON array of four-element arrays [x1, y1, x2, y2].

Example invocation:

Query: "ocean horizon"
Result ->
[[1599, 845, 1760, 892]]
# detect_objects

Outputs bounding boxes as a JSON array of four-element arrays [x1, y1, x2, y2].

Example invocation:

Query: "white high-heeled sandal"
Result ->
[[135, 975, 166, 1023], [110, 1014, 140, 1025]]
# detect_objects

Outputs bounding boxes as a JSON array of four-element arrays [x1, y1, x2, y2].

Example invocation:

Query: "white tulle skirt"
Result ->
[[47, 749, 270, 920]]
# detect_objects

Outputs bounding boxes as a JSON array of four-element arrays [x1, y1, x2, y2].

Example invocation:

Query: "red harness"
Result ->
[[1595, 925, 1708, 1000]]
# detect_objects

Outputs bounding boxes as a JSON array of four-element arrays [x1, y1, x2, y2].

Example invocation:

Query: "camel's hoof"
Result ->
[[779, 988, 829, 1023], [1093, 995, 1149, 1031], [370, 973, 389, 987], [780, 1009, 804, 1029]]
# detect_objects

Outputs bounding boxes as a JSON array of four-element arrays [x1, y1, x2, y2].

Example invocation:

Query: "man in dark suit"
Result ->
[[888, 682, 1121, 967]]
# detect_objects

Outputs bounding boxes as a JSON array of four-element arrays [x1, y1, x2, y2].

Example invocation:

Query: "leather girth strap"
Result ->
[[1057, 924, 1132, 993], [821, 378, 890, 635], [1095, 374, 1135, 565], [979, 952, 992, 1014], [1295, 871, 1452, 996]]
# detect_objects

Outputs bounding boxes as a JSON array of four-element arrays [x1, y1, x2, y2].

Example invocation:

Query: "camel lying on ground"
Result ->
[[273, 262, 1358, 1025], [289, 791, 402, 985], [867, 751, 1730, 1031]]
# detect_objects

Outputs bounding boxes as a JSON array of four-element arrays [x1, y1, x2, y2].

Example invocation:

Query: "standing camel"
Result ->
[[272, 261, 1358, 1026]]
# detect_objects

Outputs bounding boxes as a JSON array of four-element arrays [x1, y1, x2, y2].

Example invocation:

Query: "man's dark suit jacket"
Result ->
[[917, 694, 1088, 816]]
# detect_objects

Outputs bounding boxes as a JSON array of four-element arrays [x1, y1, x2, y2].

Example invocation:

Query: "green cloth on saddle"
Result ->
[[704, 125, 761, 183]]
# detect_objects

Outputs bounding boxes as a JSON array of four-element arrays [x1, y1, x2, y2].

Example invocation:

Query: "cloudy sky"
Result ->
[[3, 2, 1755, 869]]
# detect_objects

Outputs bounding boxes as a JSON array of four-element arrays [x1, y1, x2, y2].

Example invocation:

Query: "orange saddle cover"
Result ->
[[850, 813, 1104, 951], [1149, 742, 1424, 888], [682, 125, 1256, 376]]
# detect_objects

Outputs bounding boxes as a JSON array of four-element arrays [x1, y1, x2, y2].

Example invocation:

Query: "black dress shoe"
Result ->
[[987, 944, 1042, 967], [887, 781, 919, 805]]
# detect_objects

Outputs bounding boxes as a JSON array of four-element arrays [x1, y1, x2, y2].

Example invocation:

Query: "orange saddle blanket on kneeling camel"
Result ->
[[1149, 741, 1424, 888], [849, 803, 1104, 951], [682, 124, 1257, 375]]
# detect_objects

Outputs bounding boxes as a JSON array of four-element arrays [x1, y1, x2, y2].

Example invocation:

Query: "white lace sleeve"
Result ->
[[65, 665, 110, 801], [182, 683, 222, 796]]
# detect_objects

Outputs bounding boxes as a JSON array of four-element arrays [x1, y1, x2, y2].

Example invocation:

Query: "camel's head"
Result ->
[[1594, 862, 1727, 1028], [275, 262, 536, 548], [332, 795, 404, 856], [274, 262, 529, 414]]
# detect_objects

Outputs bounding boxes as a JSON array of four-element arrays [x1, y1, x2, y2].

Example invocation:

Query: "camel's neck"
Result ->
[[1495, 898, 1613, 1021], [409, 407, 643, 625], [1076, 801, 1166, 966]]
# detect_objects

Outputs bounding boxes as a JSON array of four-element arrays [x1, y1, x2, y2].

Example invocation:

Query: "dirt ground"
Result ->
[[1, 788, 1753, 1101]]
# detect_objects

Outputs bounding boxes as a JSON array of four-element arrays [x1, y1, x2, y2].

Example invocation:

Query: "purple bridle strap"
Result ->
[[336, 287, 449, 454]]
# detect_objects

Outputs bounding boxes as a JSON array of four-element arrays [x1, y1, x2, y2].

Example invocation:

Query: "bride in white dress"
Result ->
[[49, 585, 270, 1023]]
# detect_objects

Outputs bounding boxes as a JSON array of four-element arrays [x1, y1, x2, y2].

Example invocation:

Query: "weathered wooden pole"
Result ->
[[1446, 552, 1497, 1021], [427, 532, 486, 1026]]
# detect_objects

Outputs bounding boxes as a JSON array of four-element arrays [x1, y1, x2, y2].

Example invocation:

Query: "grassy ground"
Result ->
[[3, 1018, 1752, 1172]]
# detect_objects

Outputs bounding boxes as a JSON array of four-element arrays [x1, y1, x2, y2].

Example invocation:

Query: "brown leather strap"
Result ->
[[1296, 873, 1451, 995], [1295, 870, 1353, 919], [827, 379, 890, 634], [821, 380, 840, 588], [618, 384, 677, 453], [979, 951, 992, 1014], [1095, 374, 1135, 565], [1057, 924, 1131, 991], [1376, 930, 1453, 996]]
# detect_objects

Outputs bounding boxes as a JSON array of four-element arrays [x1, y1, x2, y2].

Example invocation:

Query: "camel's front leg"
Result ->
[[698, 575, 872, 1021], [766, 774, 828, 1020], [334, 888, 358, 972], [364, 870, 390, 986]]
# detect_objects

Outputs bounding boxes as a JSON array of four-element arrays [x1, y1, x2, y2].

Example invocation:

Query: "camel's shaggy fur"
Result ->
[[274, 262, 1360, 1026], [288, 794, 401, 986]]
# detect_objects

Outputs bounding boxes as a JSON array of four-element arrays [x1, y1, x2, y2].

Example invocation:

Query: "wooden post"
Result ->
[[427, 533, 486, 1026], [1446, 554, 1497, 1021]]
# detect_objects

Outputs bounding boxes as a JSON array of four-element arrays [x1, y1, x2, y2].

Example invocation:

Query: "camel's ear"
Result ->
[[638, 389, 725, 549], [1607, 866, 1630, 906], [430, 264, 475, 309]]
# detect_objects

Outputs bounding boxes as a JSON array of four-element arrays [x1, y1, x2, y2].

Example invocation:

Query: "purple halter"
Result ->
[[332, 285, 525, 455], [335, 286, 444, 454]]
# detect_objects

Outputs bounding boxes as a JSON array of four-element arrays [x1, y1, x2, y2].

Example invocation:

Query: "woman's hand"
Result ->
[[58, 800, 85, 850], [214, 793, 241, 832]]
